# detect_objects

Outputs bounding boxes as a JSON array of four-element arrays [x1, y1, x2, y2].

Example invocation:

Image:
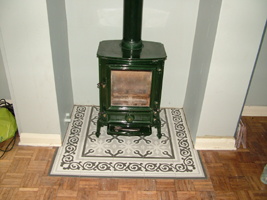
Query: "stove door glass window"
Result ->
[[111, 70, 152, 107]]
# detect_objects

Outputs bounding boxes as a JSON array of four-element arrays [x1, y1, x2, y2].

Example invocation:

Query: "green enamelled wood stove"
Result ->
[[96, 0, 167, 138]]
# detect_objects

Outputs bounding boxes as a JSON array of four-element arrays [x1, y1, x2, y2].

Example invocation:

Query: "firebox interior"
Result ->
[[111, 70, 152, 107]]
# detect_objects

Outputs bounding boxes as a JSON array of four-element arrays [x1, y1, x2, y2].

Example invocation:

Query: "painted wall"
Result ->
[[0, 0, 61, 135], [196, 0, 267, 138], [0, 49, 11, 99], [46, 0, 74, 138], [1, 0, 267, 146], [183, 0, 222, 141], [245, 24, 267, 106], [65, 0, 199, 107]]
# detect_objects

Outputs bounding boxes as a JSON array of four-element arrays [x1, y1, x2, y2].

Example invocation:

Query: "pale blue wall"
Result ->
[[65, 0, 200, 107], [194, 0, 267, 139], [47, 0, 74, 138], [184, 0, 267, 142], [0, 0, 73, 137], [183, 0, 222, 141], [0, 49, 11, 99], [0, 0, 74, 138], [1, 0, 266, 143], [245, 23, 267, 106]]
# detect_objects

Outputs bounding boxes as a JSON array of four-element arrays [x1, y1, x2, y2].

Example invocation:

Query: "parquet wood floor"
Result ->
[[0, 116, 267, 199]]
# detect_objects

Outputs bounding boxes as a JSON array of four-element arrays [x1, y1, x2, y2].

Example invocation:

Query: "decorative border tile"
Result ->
[[50, 106, 206, 178]]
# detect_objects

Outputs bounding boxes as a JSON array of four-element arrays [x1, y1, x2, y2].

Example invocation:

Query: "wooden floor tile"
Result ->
[[136, 179, 157, 191], [157, 191, 178, 200], [211, 176, 231, 191], [0, 116, 267, 200], [39, 176, 61, 188], [228, 176, 251, 190], [217, 151, 239, 163], [12, 188, 38, 200], [199, 191, 215, 200], [223, 163, 244, 177], [175, 179, 195, 191], [156, 179, 176, 191], [21, 173, 41, 188], [97, 191, 122, 200], [137, 191, 157, 200], [7, 158, 31, 173], [57, 189, 78, 198], [120, 191, 138, 200], [27, 161, 49, 174], [58, 177, 79, 191], [0, 187, 16, 200], [248, 190, 267, 200], [77, 190, 98, 200], [0, 173, 24, 188], [118, 179, 138, 191], [176, 191, 200, 200], [32, 147, 56, 161], [214, 191, 238, 200], [234, 190, 251, 200], [192, 179, 214, 191], [246, 176, 267, 190], [0, 160, 12, 173], [79, 178, 100, 190], [14, 147, 35, 159], [200, 151, 220, 163], [205, 163, 227, 177], [98, 178, 118, 191], [36, 187, 58, 200]]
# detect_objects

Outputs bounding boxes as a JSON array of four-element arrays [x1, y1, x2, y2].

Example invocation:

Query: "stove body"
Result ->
[[96, 0, 166, 138]]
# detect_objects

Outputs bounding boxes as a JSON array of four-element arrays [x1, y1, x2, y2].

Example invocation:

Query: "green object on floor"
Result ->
[[261, 164, 267, 184], [0, 107, 17, 143]]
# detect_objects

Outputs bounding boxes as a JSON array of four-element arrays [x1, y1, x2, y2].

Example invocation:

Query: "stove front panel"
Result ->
[[96, 60, 164, 138], [96, 40, 166, 138]]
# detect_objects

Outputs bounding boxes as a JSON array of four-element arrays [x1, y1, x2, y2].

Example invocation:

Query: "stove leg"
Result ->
[[96, 120, 102, 138], [96, 131, 101, 138], [157, 126, 162, 139]]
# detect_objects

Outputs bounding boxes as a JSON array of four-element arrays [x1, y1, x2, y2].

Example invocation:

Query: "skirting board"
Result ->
[[194, 137, 236, 150], [242, 106, 267, 116], [19, 133, 62, 147]]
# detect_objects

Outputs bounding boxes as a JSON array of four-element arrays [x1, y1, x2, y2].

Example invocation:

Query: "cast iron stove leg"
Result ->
[[96, 120, 102, 138], [157, 128, 162, 139]]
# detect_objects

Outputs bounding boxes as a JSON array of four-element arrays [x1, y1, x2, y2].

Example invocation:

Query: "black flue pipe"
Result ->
[[121, 0, 143, 50]]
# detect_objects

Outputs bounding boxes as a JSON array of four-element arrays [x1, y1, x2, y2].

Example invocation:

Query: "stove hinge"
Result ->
[[97, 82, 106, 89]]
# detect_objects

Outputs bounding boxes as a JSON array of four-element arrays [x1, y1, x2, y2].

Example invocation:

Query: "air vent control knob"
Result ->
[[125, 114, 134, 123]]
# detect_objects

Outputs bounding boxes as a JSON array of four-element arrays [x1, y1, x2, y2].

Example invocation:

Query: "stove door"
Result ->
[[111, 70, 152, 107]]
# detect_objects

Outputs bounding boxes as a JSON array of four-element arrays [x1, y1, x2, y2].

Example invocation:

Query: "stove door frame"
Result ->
[[107, 64, 158, 110], [97, 59, 164, 138]]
